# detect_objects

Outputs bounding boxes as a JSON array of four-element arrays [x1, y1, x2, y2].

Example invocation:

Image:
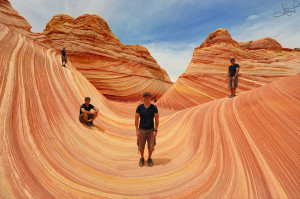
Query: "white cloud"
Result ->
[[247, 15, 259, 21], [231, 10, 300, 48], [144, 41, 200, 82], [7, 0, 185, 32]]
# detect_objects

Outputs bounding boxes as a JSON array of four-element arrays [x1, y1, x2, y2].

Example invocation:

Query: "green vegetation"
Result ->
[[209, 33, 216, 40]]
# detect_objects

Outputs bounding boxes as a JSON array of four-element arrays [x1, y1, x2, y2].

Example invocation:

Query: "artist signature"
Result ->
[[273, 0, 300, 17]]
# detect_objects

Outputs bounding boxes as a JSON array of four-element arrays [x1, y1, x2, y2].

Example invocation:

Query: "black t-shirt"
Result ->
[[136, 104, 158, 129], [61, 50, 66, 57], [80, 103, 95, 115], [228, 64, 240, 77]]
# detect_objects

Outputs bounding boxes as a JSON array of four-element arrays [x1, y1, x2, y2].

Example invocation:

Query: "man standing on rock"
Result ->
[[61, 47, 67, 67], [226, 58, 240, 98], [135, 92, 159, 167]]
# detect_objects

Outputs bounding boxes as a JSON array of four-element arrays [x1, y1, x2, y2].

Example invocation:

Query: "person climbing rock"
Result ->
[[226, 58, 240, 98], [79, 97, 99, 127], [61, 47, 67, 67], [135, 92, 159, 167]]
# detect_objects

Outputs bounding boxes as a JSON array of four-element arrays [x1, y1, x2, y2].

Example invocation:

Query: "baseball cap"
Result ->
[[85, 97, 91, 100]]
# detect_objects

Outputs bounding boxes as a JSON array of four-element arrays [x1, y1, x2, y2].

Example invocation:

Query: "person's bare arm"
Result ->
[[93, 107, 99, 113], [226, 70, 229, 81], [154, 113, 159, 137], [235, 67, 240, 76], [135, 113, 140, 137], [81, 108, 91, 114], [234, 67, 240, 79]]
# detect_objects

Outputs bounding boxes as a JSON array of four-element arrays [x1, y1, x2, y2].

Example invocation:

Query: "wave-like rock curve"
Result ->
[[0, 24, 300, 198], [39, 14, 173, 101], [156, 28, 300, 110]]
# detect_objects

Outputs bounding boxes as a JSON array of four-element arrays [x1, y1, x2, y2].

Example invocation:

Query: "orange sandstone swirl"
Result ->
[[0, 24, 300, 199]]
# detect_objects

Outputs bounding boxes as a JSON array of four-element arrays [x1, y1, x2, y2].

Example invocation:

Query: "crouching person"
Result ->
[[79, 97, 99, 127]]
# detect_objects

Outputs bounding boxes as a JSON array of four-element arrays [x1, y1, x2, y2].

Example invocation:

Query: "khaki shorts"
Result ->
[[228, 76, 238, 88], [137, 128, 156, 152], [61, 56, 67, 63], [79, 113, 94, 122]]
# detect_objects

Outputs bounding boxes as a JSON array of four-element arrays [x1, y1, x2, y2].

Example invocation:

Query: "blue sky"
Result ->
[[10, 0, 300, 81]]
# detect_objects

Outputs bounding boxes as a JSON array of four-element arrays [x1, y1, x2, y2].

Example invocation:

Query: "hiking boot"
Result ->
[[90, 121, 95, 127], [139, 158, 144, 167], [233, 94, 236, 97], [228, 94, 233, 98], [148, 158, 154, 167], [86, 122, 91, 126]]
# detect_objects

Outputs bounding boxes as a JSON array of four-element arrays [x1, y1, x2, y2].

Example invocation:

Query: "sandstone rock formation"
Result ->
[[0, 0, 173, 102], [199, 28, 239, 48], [0, 0, 31, 33], [1, 1, 300, 198], [190, 28, 299, 75], [239, 37, 283, 50], [40, 14, 173, 101], [157, 28, 300, 110], [1, 24, 300, 198]]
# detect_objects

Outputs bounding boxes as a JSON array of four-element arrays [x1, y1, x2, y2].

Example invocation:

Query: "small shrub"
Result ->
[[209, 33, 216, 40], [275, 59, 279, 62], [241, 45, 249, 48], [249, 40, 253, 44], [264, 58, 268, 60], [294, 48, 300, 50]]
